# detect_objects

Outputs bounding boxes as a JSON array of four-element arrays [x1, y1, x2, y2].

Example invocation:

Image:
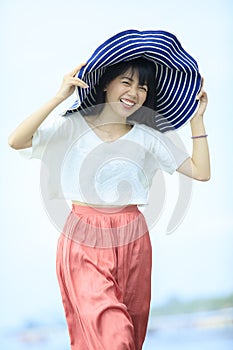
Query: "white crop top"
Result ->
[[20, 112, 189, 206]]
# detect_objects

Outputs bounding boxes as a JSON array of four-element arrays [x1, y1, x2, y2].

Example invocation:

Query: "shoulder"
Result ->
[[58, 111, 83, 125], [37, 112, 86, 142], [52, 111, 85, 132], [132, 123, 184, 156], [133, 123, 165, 144]]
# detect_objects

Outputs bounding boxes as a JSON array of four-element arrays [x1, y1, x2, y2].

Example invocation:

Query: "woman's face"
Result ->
[[104, 69, 148, 118]]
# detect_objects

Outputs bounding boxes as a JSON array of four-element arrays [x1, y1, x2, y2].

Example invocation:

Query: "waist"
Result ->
[[71, 201, 139, 215]]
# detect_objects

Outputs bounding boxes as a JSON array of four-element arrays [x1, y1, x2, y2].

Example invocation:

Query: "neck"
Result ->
[[85, 108, 133, 139], [97, 104, 128, 125]]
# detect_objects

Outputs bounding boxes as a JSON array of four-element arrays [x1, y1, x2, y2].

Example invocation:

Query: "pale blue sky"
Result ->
[[1, 0, 233, 328]]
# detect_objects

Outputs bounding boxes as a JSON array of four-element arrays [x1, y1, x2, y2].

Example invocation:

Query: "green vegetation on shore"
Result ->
[[151, 293, 233, 316]]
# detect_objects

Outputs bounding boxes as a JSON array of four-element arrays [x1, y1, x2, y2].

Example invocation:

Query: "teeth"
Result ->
[[121, 98, 135, 106]]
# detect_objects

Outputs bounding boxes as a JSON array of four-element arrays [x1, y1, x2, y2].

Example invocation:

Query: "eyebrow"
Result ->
[[120, 76, 148, 86], [121, 76, 134, 81]]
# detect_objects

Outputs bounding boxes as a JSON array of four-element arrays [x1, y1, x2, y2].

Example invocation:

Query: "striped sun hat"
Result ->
[[63, 29, 201, 132]]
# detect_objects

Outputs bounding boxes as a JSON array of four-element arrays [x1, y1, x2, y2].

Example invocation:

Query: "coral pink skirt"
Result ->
[[56, 204, 152, 350]]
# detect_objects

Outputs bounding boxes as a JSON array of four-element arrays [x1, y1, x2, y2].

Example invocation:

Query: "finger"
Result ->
[[70, 62, 87, 77], [201, 91, 208, 102], [197, 91, 208, 103], [200, 77, 204, 88], [196, 90, 203, 100], [71, 77, 89, 88]]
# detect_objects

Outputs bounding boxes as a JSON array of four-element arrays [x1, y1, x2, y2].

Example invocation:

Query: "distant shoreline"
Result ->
[[150, 292, 233, 316], [148, 307, 233, 331], [148, 293, 233, 331]]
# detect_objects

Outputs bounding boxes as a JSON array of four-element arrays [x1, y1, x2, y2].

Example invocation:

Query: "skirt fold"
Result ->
[[56, 204, 152, 350]]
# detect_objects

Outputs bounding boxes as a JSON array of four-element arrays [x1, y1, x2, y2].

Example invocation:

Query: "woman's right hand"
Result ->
[[8, 63, 89, 150], [55, 63, 89, 101]]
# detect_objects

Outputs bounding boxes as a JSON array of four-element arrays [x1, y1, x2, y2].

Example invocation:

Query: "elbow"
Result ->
[[8, 135, 18, 149], [8, 134, 23, 150], [8, 134, 32, 150], [195, 173, 211, 182], [191, 163, 211, 182], [198, 176, 211, 182]]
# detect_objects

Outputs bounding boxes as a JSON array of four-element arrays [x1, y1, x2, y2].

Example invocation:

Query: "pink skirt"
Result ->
[[56, 204, 152, 350]]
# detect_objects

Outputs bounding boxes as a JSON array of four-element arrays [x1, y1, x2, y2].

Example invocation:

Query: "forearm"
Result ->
[[8, 95, 64, 149], [8, 63, 88, 150], [190, 115, 210, 180]]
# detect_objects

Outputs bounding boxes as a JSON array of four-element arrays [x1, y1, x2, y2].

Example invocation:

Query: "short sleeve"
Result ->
[[153, 131, 190, 174], [18, 115, 68, 160]]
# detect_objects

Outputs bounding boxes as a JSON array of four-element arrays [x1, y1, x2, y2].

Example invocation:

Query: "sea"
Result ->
[[1, 309, 233, 349]]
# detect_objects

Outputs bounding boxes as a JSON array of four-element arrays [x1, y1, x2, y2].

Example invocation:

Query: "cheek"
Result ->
[[106, 86, 126, 102], [105, 90, 114, 103], [139, 93, 147, 105]]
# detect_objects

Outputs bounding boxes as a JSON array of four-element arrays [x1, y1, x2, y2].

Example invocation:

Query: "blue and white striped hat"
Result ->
[[64, 29, 201, 132]]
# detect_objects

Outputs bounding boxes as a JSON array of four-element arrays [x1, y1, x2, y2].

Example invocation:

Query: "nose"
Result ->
[[127, 84, 138, 98]]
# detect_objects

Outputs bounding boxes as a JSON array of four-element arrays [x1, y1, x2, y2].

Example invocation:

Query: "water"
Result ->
[[1, 326, 233, 350], [1, 317, 233, 350], [0, 326, 70, 350], [144, 327, 233, 350]]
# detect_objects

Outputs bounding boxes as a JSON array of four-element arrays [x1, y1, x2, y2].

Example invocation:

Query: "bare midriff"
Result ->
[[71, 200, 104, 207], [71, 200, 138, 208]]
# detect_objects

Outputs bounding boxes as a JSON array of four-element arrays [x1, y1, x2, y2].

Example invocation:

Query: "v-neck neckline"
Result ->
[[81, 116, 136, 144]]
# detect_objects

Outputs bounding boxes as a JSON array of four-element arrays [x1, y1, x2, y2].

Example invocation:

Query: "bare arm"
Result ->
[[177, 80, 211, 181], [8, 63, 88, 150]]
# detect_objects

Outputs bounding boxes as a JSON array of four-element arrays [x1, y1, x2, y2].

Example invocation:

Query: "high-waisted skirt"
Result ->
[[56, 204, 152, 350]]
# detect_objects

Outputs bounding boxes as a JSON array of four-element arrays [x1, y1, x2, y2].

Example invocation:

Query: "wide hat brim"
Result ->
[[63, 29, 201, 132]]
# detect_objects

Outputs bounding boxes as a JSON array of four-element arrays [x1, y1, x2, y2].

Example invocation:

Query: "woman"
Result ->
[[8, 35, 210, 350]]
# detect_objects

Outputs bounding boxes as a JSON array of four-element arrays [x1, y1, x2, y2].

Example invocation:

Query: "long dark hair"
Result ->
[[82, 57, 159, 128]]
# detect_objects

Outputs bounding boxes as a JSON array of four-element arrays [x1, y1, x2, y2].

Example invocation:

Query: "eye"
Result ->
[[139, 86, 148, 92], [122, 80, 130, 85]]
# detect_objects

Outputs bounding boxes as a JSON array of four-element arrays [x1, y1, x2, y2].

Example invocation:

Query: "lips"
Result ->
[[120, 98, 135, 108]]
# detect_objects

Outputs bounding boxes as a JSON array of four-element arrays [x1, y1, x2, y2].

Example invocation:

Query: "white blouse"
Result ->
[[20, 112, 189, 206]]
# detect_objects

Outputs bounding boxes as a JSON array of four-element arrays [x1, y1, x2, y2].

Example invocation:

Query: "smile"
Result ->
[[120, 98, 135, 107]]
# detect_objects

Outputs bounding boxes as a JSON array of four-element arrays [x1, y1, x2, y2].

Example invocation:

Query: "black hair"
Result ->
[[95, 57, 157, 108], [82, 57, 159, 128]]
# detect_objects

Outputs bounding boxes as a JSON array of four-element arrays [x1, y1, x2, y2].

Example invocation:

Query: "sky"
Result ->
[[1, 0, 233, 329]]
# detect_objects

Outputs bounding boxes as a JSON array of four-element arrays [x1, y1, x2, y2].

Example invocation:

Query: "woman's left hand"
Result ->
[[193, 77, 208, 118], [178, 77, 210, 181]]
